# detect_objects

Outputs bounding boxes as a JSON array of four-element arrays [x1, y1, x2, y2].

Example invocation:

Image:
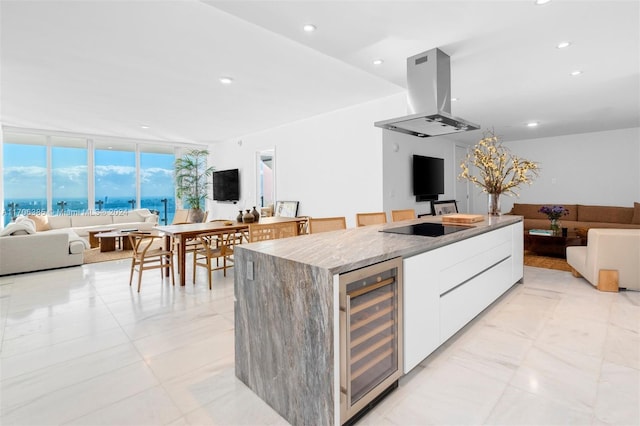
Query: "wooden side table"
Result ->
[[88, 228, 116, 248], [94, 231, 133, 252]]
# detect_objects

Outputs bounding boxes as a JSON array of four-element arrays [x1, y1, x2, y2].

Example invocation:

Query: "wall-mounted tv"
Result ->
[[412, 155, 444, 201], [213, 169, 240, 201]]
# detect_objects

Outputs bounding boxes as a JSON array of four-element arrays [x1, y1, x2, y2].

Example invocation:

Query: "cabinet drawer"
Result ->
[[439, 227, 512, 295], [440, 257, 512, 343]]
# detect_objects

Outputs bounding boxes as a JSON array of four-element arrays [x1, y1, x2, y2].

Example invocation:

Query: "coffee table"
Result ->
[[524, 231, 585, 258], [94, 230, 134, 252], [88, 228, 116, 248]]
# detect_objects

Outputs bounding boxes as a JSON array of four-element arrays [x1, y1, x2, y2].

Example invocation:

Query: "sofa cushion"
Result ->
[[113, 211, 139, 224], [632, 202, 640, 225], [112, 209, 157, 224], [511, 203, 577, 221], [48, 215, 72, 229], [70, 215, 113, 227], [577, 205, 634, 224], [28, 214, 52, 231]]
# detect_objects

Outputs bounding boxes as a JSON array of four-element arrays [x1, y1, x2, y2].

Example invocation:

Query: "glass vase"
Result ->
[[550, 218, 561, 235], [488, 193, 501, 216]]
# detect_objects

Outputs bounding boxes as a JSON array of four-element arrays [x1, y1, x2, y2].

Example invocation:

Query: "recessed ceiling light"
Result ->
[[556, 41, 571, 49], [527, 122, 539, 127], [219, 77, 234, 85], [451, 97, 458, 102], [534, 0, 551, 5], [373, 59, 384, 65], [570, 70, 583, 76], [303, 24, 316, 32], [140, 125, 150, 129]]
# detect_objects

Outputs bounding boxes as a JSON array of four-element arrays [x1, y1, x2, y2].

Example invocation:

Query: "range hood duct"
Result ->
[[375, 48, 480, 138]]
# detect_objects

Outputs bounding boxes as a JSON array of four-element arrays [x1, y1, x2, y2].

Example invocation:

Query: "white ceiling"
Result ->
[[1, 0, 638, 145]]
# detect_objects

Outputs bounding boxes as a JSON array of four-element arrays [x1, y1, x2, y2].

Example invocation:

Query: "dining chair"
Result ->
[[128, 232, 174, 292], [172, 209, 191, 225], [249, 222, 298, 242], [172, 211, 210, 272], [356, 212, 387, 227], [308, 217, 347, 234], [391, 209, 416, 222], [193, 230, 238, 289]]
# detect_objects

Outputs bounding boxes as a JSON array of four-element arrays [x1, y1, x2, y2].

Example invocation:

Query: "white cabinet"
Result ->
[[440, 258, 512, 342], [403, 251, 441, 372], [402, 223, 522, 373]]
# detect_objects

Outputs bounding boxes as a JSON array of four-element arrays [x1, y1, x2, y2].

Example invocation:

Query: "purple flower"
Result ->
[[538, 205, 570, 220]]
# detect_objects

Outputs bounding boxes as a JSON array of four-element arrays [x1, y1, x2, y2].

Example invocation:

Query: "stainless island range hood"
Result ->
[[375, 48, 480, 138]]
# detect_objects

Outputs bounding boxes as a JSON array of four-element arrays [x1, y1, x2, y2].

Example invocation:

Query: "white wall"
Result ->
[[483, 127, 640, 213], [381, 130, 462, 217], [208, 97, 639, 225], [207, 93, 406, 228]]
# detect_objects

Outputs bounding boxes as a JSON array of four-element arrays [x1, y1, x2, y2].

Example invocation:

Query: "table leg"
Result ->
[[122, 235, 133, 251], [164, 235, 171, 277], [89, 232, 100, 248], [100, 237, 116, 252], [179, 236, 187, 286]]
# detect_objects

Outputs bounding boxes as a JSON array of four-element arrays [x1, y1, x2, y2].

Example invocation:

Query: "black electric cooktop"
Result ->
[[380, 222, 471, 237]]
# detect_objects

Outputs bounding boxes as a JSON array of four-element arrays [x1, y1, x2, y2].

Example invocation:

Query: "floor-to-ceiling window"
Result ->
[[51, 136, 88, 215], [1, 128, 192, 226], [140, 144, 176, 225], [94, 139, 137, 212], [2, 133, 47, 225]]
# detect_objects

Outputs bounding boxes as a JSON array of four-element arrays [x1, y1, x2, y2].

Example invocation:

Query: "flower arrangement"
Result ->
[[459, 130, 539, 215], [538, 205, 570, 220], [459, 131, 540, 195]]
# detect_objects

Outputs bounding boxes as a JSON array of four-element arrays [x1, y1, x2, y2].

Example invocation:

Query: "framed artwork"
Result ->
[[432, 200, 458, 216], [275, 201, 299, 217]]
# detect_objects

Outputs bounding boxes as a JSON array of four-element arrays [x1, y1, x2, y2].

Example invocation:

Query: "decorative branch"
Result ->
[[459, 130, 539, 196]]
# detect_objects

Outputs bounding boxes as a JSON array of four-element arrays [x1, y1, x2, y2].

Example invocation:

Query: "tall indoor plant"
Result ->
[[459, 130, 539, 215], [174, 149, 214, 223]]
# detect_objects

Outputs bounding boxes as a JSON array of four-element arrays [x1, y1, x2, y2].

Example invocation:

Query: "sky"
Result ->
[[3, 144, 175, 200]]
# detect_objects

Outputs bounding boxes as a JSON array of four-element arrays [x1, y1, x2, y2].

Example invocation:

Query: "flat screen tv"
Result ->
[[412, 155, 444, 200], [213, 169, 240, 201]]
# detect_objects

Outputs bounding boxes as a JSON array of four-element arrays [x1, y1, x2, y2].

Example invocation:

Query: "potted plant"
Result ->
[[174, 149, 214, 223]]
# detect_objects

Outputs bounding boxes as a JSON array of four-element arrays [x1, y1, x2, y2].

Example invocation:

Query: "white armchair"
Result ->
[[566, 228, 640, 291]]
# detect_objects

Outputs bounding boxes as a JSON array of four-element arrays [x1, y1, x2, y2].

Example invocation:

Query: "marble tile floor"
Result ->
[[0, 260, 638, 426]]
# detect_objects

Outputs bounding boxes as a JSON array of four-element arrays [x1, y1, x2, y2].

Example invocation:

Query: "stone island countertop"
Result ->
[[235, 214, 522, 274], [234, 214, 523, 426]]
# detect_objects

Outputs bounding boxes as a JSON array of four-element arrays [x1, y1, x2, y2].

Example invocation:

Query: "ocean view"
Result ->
[[4, 197, 177, 226]]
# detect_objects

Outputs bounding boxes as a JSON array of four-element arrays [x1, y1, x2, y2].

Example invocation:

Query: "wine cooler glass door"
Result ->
[[340, 257, 403, 423]]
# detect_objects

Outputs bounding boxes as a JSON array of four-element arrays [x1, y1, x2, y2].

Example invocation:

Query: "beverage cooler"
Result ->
[[339, 257, 403, 425]]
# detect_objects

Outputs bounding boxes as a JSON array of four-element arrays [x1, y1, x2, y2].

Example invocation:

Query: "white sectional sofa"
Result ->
[[0, 229, 86, 275], [40, 209, 158, 238], [566, 228, 640, 291], [0, 209, 158, 275]]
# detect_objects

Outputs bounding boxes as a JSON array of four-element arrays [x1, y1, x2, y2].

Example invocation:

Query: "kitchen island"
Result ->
[[234, 215, 523, 426]]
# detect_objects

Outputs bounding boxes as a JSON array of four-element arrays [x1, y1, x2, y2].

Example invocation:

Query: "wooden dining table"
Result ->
[[156, 216, 308, 286]]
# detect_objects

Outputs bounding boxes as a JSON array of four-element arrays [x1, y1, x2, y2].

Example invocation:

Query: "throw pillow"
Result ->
[[632, 202, 640, 225], [28, 214, 51, 231]]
